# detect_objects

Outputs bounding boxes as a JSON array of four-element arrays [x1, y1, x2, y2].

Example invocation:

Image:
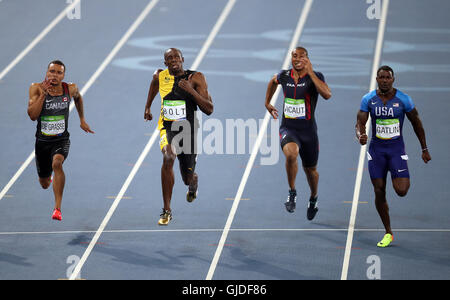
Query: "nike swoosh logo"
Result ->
[[371, 101, 377, 105], [398, 169, 407, 172], [46, 99, 53, 103]]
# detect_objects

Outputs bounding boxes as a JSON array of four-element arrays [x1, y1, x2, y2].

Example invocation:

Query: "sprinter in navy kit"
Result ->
[[265, 47, 331, 220]]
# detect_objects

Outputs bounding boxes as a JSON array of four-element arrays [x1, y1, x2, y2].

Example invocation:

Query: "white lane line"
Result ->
[[0, 0, 163, 204], [205, 0, 314, 281], [0, 0, 81, 81], [3, 228, 449, 236], [340, 0, 390, 281], [68, 0, 237, 280], [0, 0, 80, 202], [190, 0, 236, 70], [0, 152, 35, 202]]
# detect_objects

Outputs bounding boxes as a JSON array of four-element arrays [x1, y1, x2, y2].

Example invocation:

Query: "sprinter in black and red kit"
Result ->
[[265, 47, 331, 220], [27, 60, 94, 221]]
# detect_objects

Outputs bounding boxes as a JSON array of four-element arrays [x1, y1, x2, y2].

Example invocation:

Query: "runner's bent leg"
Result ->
[[161, 145, 176, 211], [392, 177, 409, 197], [372, 177, 392, 235], [52, 154, 65, 211], [282, 142, 299, 190], [39, 177, 51, 189], [303, 166, 318, 199]]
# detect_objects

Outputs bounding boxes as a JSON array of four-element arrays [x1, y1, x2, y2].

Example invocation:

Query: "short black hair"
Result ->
[[164, 48, 183, 59], [294, 46, 308, 56], [377, 65, 394, 77], [48, 60, 66, 72]]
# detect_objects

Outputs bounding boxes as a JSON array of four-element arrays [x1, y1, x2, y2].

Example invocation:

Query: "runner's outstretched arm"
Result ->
[[70, 83, 94, 133], [356, 110, 369, 145], [309, 71, 332, 100], [406, 108, 431, 163], [145, 69, 162, 121], [264, 74, 279, 119]]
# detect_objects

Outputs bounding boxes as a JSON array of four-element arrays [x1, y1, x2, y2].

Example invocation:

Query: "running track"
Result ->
[[0, 0, 449, 282]]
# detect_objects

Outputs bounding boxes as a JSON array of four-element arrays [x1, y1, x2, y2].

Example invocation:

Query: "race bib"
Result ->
[[376, 118, 400, 140], [41, 115, 65, 136], [284, 98, 305, 119], [163, 100, 186, 121]]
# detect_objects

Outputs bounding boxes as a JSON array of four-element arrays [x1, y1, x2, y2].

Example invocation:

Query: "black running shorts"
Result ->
[[160, 121, 198, 174], [280, 126, 319, 168], [35, 139, 70, 178]]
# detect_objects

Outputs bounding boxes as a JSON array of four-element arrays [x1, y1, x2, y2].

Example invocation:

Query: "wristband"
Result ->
[[422, 148, 428, 152]]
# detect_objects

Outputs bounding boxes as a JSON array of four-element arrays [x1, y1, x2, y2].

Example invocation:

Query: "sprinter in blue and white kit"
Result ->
[[356, 65, 431, 248]]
